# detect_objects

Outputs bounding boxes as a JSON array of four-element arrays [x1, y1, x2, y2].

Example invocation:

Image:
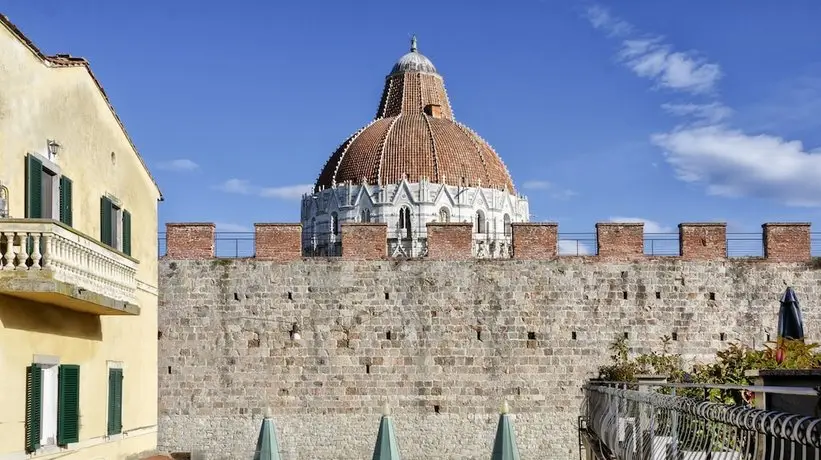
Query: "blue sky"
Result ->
[[5, 0, 821, 236]]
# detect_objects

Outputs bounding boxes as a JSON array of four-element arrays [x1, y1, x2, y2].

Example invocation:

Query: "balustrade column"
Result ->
[[2, 232, 14, 270], [15, 233, 29, 271], [30, 233, 42, 269]]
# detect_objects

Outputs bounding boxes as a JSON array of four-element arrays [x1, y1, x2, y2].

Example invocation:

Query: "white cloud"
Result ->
[[215, 222, 251, 232], [156, 159, 199, 172], [522, 180, 576, 200], [215, 179, 312, 201], [584, 4, 633, 37], [619, 38, 722, 95], [558, 239, 592, 256], [652, 126, 821, 207], [259, 184, 314, 200], [585, 5, 722, 95], [661, 102, 733, 124], [522, 180, 552, 190], [587, 5, 821, 208], [216, 179, 253, 194], [608, 217, 672, 234]]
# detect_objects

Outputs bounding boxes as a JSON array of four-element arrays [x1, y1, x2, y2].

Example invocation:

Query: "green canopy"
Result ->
[[491, 401, 521, 460], [253, 414, 282, 460], [372, 403, 401, 460]]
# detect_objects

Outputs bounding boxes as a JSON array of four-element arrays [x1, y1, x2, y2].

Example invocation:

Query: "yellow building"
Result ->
[[0, 15, 163, 460]]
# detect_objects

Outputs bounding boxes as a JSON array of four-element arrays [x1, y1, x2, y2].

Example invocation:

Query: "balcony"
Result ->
[[0, 219, 139, 315]]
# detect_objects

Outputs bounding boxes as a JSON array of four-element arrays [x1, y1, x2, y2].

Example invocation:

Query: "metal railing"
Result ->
[[157, 232, 821, 259], [558, 232, 821, 257], [582, 381, 821, 460]]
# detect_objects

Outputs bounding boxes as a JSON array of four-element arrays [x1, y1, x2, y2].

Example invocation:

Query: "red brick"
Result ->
[[596, 223, 644, 259], [426, 223, 472, 260], [763, 222, 811, 262], [511, 223, 558, 259], [255, 224, 302, 262], [679, 223, 726, 260], [342, 223, 387, 260], [165, 223, 214, 259]]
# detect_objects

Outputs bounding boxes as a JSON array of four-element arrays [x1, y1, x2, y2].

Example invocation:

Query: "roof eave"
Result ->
[[0, 14, 164, 202]]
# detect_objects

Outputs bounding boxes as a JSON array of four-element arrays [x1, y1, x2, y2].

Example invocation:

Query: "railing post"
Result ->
[[637, 374, 668, 460]]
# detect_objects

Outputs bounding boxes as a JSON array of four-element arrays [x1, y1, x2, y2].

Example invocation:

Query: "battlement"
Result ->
[[160, 221, 817, 262]]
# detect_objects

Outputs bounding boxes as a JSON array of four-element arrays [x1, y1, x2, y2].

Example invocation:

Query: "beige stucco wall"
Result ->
[[0, 20, 161, 459]]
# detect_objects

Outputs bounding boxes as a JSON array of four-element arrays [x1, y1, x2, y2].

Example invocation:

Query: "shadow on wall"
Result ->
[[0, 293, 102, 340]]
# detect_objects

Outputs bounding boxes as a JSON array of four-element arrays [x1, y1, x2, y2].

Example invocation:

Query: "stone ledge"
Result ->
[[0, 271, 139, 315]]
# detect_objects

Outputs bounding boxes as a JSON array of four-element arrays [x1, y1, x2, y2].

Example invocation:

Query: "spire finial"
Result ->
[[410, 35, 418, 52], [500, 400, 510, 415]]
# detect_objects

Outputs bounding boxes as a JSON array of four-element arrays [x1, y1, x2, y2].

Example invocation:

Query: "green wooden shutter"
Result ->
[[59, 176, 73, 227], [107, 368, 123, 435], [57, 364, 80, 445], [25, 154, 43, 219], [122, 210, 132, 256], [25, 364, 42, 453], [100, 196, 112, 246]]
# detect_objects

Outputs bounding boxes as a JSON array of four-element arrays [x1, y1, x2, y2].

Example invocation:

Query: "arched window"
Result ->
[[438, 207, 450, 223], [398, 207, 412, 239], [361, 209, 371, 222], [330, 212, 339, 236], [476, 210, 486, 234], [0, 184, 8, 218], [503, 214, 511, 236]]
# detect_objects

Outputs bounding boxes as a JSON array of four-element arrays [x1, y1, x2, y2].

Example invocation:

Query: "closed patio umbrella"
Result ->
[[253, 411, 282, 460], [778, 287, 805, 341], [372, 403, 401, 460], [491, 401, 520, 460]]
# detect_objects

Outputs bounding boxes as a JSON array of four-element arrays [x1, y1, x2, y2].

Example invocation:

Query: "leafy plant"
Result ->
[[597, 335, 821, 405]]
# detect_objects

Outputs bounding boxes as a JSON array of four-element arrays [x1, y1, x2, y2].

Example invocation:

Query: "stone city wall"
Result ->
[[157, 221, 818, 459]]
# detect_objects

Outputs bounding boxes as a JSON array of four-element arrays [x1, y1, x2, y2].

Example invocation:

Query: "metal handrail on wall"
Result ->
[[157, 232, 821, 259]]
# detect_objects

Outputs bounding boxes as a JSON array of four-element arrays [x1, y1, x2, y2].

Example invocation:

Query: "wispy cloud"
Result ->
[[587, 4, 821, 208], [215, 179, 312, 201], [215, 222, 251, 232], [585, 6, 722, 95], [585, 4, 633, 37], [661, 102, 733, 124], [608, 217, 672, 233], [522, 180, 552, 190], [216, 179, 254, 194], [156, 158, 199, 172], [522, 180, 577, 200], [259, 184, 314, 200]]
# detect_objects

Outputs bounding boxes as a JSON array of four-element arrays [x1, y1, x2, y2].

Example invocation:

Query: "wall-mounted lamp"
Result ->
[[47, 139, 62, 158], [289, 323, 301, 341]]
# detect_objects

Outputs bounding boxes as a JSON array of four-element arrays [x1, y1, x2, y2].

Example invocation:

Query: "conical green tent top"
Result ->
[[372, 403, 401, 460], [491, 401, 521, 460], [253, 412, 282, 460]]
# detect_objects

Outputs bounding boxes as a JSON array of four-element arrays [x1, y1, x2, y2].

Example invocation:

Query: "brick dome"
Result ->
[[314, 38, 516, 193]]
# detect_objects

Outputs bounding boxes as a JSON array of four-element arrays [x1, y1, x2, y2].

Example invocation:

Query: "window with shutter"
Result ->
[[100, 196, 112, 245], [25, 154, 43, 219], [25, 364, 42, 453], [59, 176, 73, 227], [122, 210, 132, 256], [57, 364, 80, 445], [107, 368, 123, 435]]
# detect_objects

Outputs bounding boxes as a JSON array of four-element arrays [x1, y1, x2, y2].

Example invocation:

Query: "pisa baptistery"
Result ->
[[301, 37, 529, 258]]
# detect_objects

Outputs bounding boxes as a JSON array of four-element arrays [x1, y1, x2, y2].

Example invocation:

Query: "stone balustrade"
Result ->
[[0, 219, 137, 304]]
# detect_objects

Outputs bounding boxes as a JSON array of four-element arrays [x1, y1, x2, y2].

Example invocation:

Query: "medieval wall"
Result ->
[[157, 221, 819, 460]]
